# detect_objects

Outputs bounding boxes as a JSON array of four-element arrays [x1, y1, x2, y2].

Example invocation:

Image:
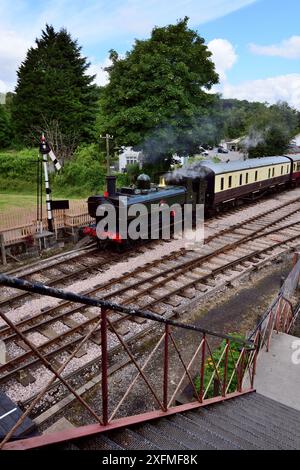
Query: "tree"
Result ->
[[101, 17, 219, 169], [220, 99, 267, 140], [244, 102, 299, 158], [0, 105, 11, 148], [12, 24, 98, 156]]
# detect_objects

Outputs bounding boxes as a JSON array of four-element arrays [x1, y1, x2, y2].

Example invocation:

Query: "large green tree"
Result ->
[[12, 25, 98, 156], [101, 17, 219, 168]]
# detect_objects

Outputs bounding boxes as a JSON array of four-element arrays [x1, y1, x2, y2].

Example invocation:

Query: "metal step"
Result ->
[[79, 434, 124, 450], [169, 413, 242, 450], [242, 393, 300, 424], [133, 422, 190, 450], [231, 396, 300, 445], [53, 393, 300, 450], [106, 428, 161, 450], [59, 442, 80, 451], [153, 417, 216, 450], [201, 401, 290, 449], [174, 412, 255, 450], [185, 408, 262, 450], [192, 405, 281, 449], [218, 403, 297, 449]]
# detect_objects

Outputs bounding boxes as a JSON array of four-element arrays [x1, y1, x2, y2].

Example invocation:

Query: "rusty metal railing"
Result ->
[[0, 274, 257, 450], [246, 257, 300, 376]]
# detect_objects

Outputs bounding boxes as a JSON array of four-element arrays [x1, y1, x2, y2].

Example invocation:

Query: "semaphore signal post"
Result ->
[[38, 134, 62, 233]]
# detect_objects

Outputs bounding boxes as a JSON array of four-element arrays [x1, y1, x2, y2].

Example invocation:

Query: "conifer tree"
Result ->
[[0, 105, 11, 148], [12, 25, 98, 151]]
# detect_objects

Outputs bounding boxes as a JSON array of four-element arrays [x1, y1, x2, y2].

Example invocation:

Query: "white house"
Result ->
[[119, 147, 143, 172], [291, 133, 300, 147], [172, 154, 189, 167]]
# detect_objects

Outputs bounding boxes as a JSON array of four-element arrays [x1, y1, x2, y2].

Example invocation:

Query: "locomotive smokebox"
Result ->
[[106, 176, 116, 196], [136, 174, 151, 190]]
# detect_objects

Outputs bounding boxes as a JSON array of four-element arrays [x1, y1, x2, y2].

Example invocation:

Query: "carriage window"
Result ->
[[281, 166, 284, 175], [272, 168, 275, 177], [255, 171, 258, 182], [228, 176, 232, 188], [268, 169, 271, 178], [239, 174, 243, 186], [287, 166, 289, 174], [220, 177, 224, 191], [246, 173, 249, 184]]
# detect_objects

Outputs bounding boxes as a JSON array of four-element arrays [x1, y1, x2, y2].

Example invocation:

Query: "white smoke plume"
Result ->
[[240, 128, 270, 151], [165, 160, 211, 183]]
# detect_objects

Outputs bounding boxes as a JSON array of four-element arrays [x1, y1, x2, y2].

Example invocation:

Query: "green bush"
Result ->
[[53, 144, 107, 197], [116, 173, 130, 188], [0, 145, 127, 198], [0, 149, 38, 192], [194, 333, 244, 399]]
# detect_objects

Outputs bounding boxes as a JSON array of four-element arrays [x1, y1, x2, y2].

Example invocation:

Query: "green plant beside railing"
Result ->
[[195, 334, 245, 399]]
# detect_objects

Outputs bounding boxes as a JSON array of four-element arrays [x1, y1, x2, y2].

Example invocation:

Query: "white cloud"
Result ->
[[222, 74, 300, 109], [250, 36, 300, 59], [207, 38, 238, 81], [207, 37, 300, 110], [61, 0, 258, 43], [0, 80, 8, 94], [88, 57, 112, 87], [0, 0, 257, 91], [0, 28, 32, 89]]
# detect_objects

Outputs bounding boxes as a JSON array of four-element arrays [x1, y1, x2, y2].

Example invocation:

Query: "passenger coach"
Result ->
[[200, 156, 292, 207]]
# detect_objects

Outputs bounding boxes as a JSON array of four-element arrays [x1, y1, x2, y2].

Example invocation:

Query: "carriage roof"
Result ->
[[199, 156, 291, 175]]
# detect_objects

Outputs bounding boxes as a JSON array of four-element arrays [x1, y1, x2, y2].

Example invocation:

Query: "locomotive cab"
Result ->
[[163, 173, 207, 211]]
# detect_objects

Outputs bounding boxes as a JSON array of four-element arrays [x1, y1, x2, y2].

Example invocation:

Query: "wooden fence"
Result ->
[[0, 200, 93, 247]]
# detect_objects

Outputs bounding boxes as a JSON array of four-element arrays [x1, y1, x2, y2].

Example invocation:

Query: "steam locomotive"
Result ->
[[87, 154, 300, 245]]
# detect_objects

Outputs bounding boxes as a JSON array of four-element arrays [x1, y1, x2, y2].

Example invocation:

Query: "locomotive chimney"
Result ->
[[106, 175, 116, 197]]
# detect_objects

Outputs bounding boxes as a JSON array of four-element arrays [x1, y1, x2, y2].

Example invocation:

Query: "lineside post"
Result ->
[[39, 134, 62, 233], [101, 307, 109, 426], [0, 234, 7, 266], [163, 324, 169, 411], [199, 334, 206, 403], [39, 135, 54, 232]]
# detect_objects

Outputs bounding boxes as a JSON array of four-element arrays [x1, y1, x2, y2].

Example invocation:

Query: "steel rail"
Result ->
[[0, 274, 253, 345], [0, 251, 121, 308], [205, 196, 300, 244], [1, 220, 299, 381], [1, 202, 300, 384], [3, 207, 300, 342], [1, 195, 300, 310]]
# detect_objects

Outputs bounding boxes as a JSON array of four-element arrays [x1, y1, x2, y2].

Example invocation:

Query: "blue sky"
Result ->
[[1, 0, 300, 107]]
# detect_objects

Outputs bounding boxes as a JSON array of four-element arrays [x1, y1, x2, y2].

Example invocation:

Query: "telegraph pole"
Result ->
[[100, 134, 114, 176]]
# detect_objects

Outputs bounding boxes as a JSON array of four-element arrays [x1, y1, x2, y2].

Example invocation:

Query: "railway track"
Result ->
[[0, 243, 155, 310], [1, 195, 300, 395], [1, 193, 300, 310]]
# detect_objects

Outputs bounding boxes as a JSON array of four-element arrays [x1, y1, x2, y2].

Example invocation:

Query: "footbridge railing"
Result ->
[[0, 274, 257, 451], [247, 256, 300, 371]]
